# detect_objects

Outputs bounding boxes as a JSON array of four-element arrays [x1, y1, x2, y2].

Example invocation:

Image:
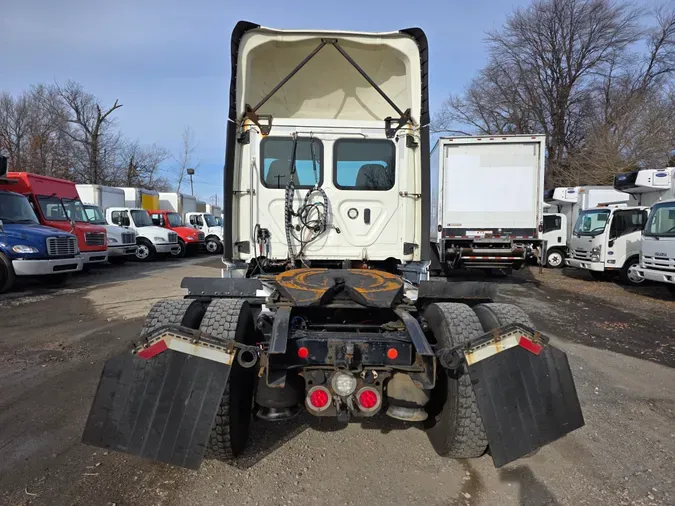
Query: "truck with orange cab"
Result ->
[[149, 209, 205, 257], [0, 173, 108, 266]]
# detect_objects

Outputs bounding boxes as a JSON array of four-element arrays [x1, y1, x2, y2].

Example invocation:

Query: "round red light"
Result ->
[[309, 389, 329, 408], [387, 348, 398, 360], [359, 389, 378, 409], [298, 346, 309, 359]]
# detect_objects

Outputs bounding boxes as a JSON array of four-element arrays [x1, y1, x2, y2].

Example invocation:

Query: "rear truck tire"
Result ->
[[205, 237, 222, 254], [141, 298, 207, 337], [200, 298, 257, 461], [172, 239, 187, 258], [0, 253, 16, 294], [546, 248, 565, 268], [423, 303, 488, 459], [619, 257, 644, 286], [108, 256, 127, 265], [135, 239, 156, 262]]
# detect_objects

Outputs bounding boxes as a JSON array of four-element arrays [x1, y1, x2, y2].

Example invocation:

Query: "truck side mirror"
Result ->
[[608, 240, 614, 248], [122, 217, 130, 227]]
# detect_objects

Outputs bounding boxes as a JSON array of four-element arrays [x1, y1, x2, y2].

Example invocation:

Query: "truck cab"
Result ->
[[542, 212, 567, 268], [148, 209, 204, 257], [185, 212, 222, 254], [0, 188, 83, 293], [106, 207, 179, 261], [82, 204, 137, 264], [566, 205, 648, 284], [1, 173, 108, 266], [635, 199, 675, 291]]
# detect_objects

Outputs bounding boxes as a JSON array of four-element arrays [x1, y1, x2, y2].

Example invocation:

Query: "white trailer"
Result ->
[[430, 135, 545, 272], [158, 192, 198, 216], [118, 187, 160, 211], [196, 200, 207, 213], [76, 184, 126, 210]]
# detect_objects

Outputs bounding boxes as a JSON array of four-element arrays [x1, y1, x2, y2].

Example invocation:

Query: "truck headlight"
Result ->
[[13, 245, 39, 254], [186, 235, 196, 241], [108, 237, 118, 244], [590, 246, 601, 261], [154, 237, 165, 242]]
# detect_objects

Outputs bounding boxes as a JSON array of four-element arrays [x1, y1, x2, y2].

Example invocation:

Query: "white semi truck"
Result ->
[[617, 168, 675, 291], [565, 169, 674, 284], [430, 135, 545, 274], [76, 184, 138, 264], [544, 186, 630, 268]]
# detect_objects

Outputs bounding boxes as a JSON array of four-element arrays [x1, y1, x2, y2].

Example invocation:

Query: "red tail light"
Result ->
[[306, 386, 331, 411], [357, 387, 381, 412]]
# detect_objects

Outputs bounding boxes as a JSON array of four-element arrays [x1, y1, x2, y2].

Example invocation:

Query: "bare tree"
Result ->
[[0, 92, 31, 170], [51, 81, 122, 184], [174, 125, 199, 193], [115, 140, 170, 189]]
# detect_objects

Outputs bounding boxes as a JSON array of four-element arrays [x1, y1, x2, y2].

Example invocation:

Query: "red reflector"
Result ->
[[518, 336, 543, 355], [137, 340, 168, 359], [309, 389, 329, 408], [386, 348, 398, 360], [359, 390, 378, 409], [298, 346, 309, 359]]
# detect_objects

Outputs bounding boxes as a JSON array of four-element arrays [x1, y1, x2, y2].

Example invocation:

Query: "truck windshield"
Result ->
[[37, 196, 69, 221], [62, 198, 89, 222], [0, 192, 40, 224], [167, 212, 183, 227], [204, 214, 217, 227], [644, 202, 675, 238], [84, 205, 107, 225], [131, 209, 153, 227], [574, 210, 610, 236], [214, 217, 222, 226]]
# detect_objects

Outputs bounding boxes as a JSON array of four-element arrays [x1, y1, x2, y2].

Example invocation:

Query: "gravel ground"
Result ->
[[0, 260, 673, 506]]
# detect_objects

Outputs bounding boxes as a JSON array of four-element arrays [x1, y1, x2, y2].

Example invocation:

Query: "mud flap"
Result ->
[[81, 350, 232, 469], [467, 342, 584, 468]]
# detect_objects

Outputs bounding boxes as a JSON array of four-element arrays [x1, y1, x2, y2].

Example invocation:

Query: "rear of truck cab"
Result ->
[[1, 173, 108, 265]]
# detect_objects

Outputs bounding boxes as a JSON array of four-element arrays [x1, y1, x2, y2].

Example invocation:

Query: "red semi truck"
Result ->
[[1, 173, 108, 265], [148, 209, 205, 257]]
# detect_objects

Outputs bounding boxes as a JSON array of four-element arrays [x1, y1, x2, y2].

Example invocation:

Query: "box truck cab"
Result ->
[[616, 167, 675, 290], [76, 185, 138, 263], [0, 187, 83, 292], [1, 173, 108, 265], [542, 212, 567, 267], [148, 209, 204, 257], [185, 212, 223, 253], [106, 207, 179, 261], [566, 204, 648, 284]]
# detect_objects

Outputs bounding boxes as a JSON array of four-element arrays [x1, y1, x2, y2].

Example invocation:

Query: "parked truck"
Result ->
[[430, 135, 545, 274], [149, 209, 205, 257], [616, 168, 675, 290], [185, 211, 223, 253], [206, 203, 222, 222], [82, 23, 583, 472], [76, 185, 138, 264], [105, 207, 180, 261], [0, 173, 108, 266], [1, 169, 83, 293], [544, 186, 630, 268]]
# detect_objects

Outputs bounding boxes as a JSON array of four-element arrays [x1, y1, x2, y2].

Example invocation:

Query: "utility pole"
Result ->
[[187, 168, 195, 196]]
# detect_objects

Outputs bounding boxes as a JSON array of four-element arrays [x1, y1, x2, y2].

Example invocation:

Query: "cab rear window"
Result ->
[[260, 137, 323, 189], [333, 139, 395, 191]]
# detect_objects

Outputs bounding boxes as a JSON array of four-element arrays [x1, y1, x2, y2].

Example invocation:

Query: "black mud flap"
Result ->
[[467, 341, 584, 468], [82, 350, 231, 470]]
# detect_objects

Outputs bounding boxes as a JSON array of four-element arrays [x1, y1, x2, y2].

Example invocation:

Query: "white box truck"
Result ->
[[565, 169, 675, 285], [616, 167, 675, 289], [430, 135, 545, 273], [159, 192, 198, 216], [543, 186, 630, 268], [76, 184, 138, 264], [118, 187, 160, 211]]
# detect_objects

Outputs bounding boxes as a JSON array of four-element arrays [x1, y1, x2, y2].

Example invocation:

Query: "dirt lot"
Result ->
[[0, 261, 673, 506]]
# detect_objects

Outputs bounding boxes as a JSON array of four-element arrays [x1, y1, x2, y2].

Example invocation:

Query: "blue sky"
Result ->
[[2, 0, 537, 201]]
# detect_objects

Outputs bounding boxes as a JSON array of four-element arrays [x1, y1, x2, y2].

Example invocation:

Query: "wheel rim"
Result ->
[[172, 243, 183, 256], [627, 263, 644, 284], [206, 240, 218, 253], [136, 245, 149, 260], [547, 252, 563, 267]]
